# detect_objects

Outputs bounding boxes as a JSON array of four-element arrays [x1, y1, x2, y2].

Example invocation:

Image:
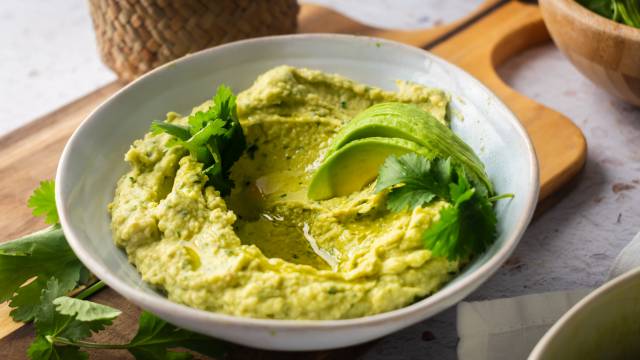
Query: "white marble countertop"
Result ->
[[2, 1, 639, 359]]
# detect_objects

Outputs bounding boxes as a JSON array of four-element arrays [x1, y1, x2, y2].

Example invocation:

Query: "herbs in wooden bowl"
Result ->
[[577, 0, 640, 28], [540, 0, 640, 106]]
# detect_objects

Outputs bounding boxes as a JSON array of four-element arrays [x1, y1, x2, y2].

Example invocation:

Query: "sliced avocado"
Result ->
[[308, 137, 433, 200], [326, 102, 492, 195], [326, 102, 440, 155]]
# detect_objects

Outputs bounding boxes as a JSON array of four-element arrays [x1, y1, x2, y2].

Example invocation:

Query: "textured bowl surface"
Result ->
[[56, 34, 538, 351], [540, 0, 640, 106], [530, 267, 640, 359]]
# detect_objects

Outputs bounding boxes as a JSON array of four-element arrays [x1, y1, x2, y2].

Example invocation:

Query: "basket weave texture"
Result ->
[[89, 0, 299, 82]]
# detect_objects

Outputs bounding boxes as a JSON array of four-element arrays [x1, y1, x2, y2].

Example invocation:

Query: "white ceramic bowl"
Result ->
[[56, 34, 539, 351], [530, 267, 640, 359]]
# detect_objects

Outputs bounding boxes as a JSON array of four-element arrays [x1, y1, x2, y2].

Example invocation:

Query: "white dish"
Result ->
[[530, 267, 640, 359], [56, 34, 539, 351]]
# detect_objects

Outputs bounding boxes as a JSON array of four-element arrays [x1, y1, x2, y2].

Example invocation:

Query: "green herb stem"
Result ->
[[46, 335, 130, 350], [487, 193, 514, 202], [75, 281, 106, 300]]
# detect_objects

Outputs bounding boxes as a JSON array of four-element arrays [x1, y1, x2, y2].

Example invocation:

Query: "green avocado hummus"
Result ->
[[109, 66, 459, 320]]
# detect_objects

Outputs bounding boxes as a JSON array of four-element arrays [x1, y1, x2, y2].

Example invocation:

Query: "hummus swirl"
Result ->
[[109, 66, 459, 320]]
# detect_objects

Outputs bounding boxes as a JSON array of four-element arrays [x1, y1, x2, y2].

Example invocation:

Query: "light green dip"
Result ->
[[109, 66, 459, 320]]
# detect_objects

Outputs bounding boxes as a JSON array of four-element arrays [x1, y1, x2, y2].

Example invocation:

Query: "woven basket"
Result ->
[[88, 0, 299, 82]]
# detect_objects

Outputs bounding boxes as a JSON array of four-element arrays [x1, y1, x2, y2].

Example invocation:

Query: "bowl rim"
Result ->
[[529, 266, 640, 359], [547, 0, 640, 40], [56, 33, 539, 329]]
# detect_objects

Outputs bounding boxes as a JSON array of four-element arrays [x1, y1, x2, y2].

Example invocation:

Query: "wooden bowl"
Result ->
[[540, 0, 640, 106]]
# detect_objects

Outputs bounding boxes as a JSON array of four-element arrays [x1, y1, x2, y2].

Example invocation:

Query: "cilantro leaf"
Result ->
[[384, 186, 437, 213], [127, 311, 226, 360], [213, 85, 246, 173], [422, 167, 497, 259], [212, 85, 235, 123], [150, 122, 191, 140], [28, 336, 88, 360], [184, 119, 226, 163], [53, 297, 121, 322], [27, 280, 226, 360], [34, 279, 118, 342], [8, 278, 49, 322], [2, 178, 228, 360], [0, 226, 86, 322], [152, 85, 246, 196], [421, 206, 461, 257], [375, 153, 452, 211], [28, 180, 58, 225], [29, 279, 119, 360], [375, 153, 506, 260], [32, 277, 68, 341]]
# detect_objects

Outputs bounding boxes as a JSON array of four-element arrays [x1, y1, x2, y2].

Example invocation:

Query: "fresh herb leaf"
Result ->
[[1, 181, 89, 322], [422, 167, 497, 259], [23, 279, 226, 360], [375, 153, 451, 211], [384, 187, 438, 213], [375, 153, 509, 260], [36, 279, 117, 343], [126, 311, 227, 360], [8, 278, 50, 323], [0, 225, 86, 322], [421, 206, 461, 258], [28, 180, 58, 225], [150, 122, 191, 140], [151, 85, 246, 195], [28, 280, 227, 360], [0, 180, 228, 359], [28, 279, 119, 360], [53, 296, 122, 322], [28, 336, 88, 360]]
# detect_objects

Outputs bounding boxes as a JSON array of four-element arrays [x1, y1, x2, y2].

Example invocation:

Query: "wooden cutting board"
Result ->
[[0, 1, 586, 358]]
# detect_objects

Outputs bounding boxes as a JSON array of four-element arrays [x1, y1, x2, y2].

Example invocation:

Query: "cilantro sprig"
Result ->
[[1, 180, 87, 322], [29, 279, 225, 360], [151, 85, 246, 196], [0, 225, 88, 322], [375, 154, 453, 212], [1, 181, 227, 359], [375, 153, 512, 260], [27, 180, 58, 225]]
